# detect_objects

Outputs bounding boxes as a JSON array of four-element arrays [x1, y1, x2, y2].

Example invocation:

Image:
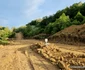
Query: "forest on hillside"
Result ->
[[0, 2, 85, 44], [14, 2, 85, 38]]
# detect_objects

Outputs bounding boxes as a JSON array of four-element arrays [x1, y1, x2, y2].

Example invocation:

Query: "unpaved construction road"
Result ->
[[0, 39, 85, 70], [0, 40, 59, 70]]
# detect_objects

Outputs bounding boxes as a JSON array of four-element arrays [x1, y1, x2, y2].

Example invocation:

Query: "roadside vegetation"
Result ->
[[0, 27, 13, 45]]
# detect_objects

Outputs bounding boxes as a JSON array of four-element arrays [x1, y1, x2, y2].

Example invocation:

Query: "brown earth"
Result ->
[[30, 42, 85, 70], [0, 39, 85, 70], [49, 24, 85, 45], [0, 40, 59, 70]]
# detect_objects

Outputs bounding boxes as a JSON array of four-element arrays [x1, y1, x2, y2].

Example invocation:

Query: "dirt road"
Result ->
[[0, 40, 59, 70], [0, 39, 85, 70]]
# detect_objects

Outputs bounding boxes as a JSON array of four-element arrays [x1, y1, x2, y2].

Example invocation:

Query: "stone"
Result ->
[[58, 61, 71, 70], [58, 61, 66, 68], [60, 56, 64, 61], [50, 58, 56, 62], [49, 53, 53, 57]]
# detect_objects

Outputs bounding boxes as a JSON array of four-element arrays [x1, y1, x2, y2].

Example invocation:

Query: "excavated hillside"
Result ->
[[49, 24, 85, 45]]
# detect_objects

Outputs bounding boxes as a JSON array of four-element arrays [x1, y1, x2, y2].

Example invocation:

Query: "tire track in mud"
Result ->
[[0, 40, 59, 70], [26, 47, 59, 70], [25, 50, 35, 70]]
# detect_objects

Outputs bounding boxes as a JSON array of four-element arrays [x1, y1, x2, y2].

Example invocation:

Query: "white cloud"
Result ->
[[24, 0, 45, 17]]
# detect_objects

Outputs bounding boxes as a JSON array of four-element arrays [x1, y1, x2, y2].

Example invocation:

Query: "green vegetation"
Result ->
[[0, 40, 9, 45], [1, 2, 85, 41], [0, 27, 12, 45], [14, 2, 85, 39]]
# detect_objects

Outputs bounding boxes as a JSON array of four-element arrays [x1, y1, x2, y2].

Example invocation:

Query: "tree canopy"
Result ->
[[12, 2, 85, 38]]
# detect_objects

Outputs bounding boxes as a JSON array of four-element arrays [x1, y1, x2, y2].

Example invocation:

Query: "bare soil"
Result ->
[[0, 39, 85, 70], [49, 24, 85, 45], [0, 40, 59, 70]]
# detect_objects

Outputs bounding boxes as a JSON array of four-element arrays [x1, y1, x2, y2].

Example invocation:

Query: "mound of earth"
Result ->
[[30, 43, 85, 70], [49, 24, 85, 45]]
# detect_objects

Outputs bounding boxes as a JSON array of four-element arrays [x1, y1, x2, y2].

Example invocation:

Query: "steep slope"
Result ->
[[49, 24, 85, 45]]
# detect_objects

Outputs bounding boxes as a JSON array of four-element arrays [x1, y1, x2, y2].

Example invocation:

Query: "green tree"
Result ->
[[81, 16, 85, 24], [56, 13, 71, 30], [71, 20, 80, 25], [44, 23, 53, 34], [74, 11, 84, 22], [80, 2, 85, 16], [48, 13, 71, 34], [27, 26, 39, 37], [0, 27, 11, 40]]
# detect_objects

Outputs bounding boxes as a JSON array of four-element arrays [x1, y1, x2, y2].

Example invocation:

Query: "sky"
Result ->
[[0, 0, 85, 28]]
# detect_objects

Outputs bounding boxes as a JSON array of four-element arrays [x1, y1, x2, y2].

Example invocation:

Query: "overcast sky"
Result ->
[[0, 0, 85, 28]]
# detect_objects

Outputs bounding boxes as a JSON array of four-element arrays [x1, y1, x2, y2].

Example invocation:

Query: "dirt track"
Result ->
[[0, 40, 59, 70], [0, 39, 85, 70]]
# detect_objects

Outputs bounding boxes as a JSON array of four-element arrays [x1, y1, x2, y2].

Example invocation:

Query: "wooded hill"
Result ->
[[1, 2, 85, 41], [14, 2, 85, 39]]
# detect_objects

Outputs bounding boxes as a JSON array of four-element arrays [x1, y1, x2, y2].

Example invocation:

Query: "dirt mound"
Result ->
[[15, 32, 23, 40], [30, 43, 85, 70], [49, 24, 85, 45]]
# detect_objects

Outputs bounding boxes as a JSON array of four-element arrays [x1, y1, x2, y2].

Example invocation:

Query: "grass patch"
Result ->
[[0, 40, 9, 45]]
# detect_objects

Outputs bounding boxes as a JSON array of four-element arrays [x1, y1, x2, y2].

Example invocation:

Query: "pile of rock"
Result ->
[[30, 43, 85, 70]]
